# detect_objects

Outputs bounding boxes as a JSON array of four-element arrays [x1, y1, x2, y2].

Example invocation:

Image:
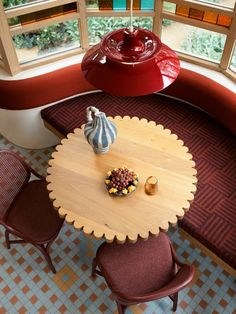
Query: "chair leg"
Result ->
[[92, 258, 97, 277], [91, 258, 103, 277], [36, 244, 56, 274], [172, 292, 178, 312], [116, 301, 127, 314], [5, 230, 10, 249], [4, 232, 56, 273]]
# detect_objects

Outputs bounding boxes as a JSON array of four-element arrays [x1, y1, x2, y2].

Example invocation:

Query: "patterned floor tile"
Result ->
[[0, 134, 236, 313]]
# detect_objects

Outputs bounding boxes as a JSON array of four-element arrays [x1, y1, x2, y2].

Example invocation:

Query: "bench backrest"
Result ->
[[0, 65, 235, 135]]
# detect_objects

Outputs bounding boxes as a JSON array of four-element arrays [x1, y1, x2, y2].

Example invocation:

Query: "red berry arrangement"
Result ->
[[105, 166, 139, 196]]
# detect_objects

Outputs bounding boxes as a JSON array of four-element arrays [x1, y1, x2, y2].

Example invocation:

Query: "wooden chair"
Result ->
[[0, 149, 64, 273], [92, 232, 195, 313]]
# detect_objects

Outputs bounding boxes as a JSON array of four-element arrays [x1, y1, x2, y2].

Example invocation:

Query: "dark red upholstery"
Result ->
[[93, 232, 195, 313], [6, 180, 63, 243], [96, 234, 174, 296], [0, 151, 30, 220], [0, 64, 95, 110], [0, 149, 64, 273], [0, 65, 235, 134], [162, 68, 236, 135], [41, 92, 236, 269]]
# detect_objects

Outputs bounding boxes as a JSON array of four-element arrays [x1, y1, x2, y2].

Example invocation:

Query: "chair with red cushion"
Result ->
[[0, 149, 64, 273], [92, 232, 195, 313]]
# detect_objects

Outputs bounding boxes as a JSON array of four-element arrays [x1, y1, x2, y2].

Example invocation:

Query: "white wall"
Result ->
[[0, 103, 60, 149]]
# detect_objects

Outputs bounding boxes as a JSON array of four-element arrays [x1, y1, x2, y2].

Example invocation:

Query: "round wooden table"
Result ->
[[47, 116, 197, 243]]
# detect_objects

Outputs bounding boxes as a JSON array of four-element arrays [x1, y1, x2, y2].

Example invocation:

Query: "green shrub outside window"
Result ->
[[230, 45, 236, 70], [88, 16, 153, 44], [13, 20, 80, 53], [181, 28, 226, 63], [3, 0, 43, 8], [3, 0, 232, 68]]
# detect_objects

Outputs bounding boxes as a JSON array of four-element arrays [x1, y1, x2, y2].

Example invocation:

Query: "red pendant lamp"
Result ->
[[81, 1, 180, 96]]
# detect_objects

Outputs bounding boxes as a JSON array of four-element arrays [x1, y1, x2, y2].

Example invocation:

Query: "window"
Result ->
[[3, 0, 47, 9], [88, 16, 153, 44], [162, 20, 226, 63], [163, 2, 176, 13], [7, 3, 77, 26], [230, 42, 236, 72], [12, 20, 80, 63], [0, 0, 235, 82], [86, 0, 99, 9], [194, 0, 235, 9], [175, 5, 232, 27]]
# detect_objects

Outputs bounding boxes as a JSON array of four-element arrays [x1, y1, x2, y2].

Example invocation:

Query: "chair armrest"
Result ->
[[114, 264, 195, 303]]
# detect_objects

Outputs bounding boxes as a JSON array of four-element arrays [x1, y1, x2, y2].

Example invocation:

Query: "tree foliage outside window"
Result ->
[[231, 46, 236, 69], [9, 8, 228, 66], [13, 20, 80, 52], [3, 0, 39, 8], [181, 29, 226, 62], [88, 17, 152, 44], [13, 17, 152, 51], [163, 2, 176, 13], [86, 0, 98, 8]]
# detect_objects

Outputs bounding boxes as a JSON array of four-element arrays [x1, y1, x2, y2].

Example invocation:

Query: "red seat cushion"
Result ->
[[6, 180, 63, 243], [96, 233, 175, 296]]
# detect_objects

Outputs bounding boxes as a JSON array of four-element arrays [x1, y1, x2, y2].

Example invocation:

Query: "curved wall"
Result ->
[[0, 105, 60, 148]]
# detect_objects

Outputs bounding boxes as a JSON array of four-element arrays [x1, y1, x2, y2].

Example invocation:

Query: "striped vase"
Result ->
[[84, 106, 117, 154]]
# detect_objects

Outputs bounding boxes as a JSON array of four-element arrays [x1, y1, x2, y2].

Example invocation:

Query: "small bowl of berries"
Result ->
[[105, 166, 139, 196]]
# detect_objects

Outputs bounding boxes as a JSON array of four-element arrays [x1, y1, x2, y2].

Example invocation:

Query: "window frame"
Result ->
[[0, 0, 235, 82]]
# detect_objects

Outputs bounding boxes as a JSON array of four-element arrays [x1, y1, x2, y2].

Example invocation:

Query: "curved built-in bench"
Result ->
[[0, 64, 236, 269], [162, 69, 236, 135], [0, 64, 95, 110]]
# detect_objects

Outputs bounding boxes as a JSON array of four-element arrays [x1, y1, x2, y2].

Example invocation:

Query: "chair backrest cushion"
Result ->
[[0, 150, 30, 221]]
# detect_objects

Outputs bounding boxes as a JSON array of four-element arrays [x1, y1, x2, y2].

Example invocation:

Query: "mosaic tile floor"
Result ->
[[0, 134, 236, 314]]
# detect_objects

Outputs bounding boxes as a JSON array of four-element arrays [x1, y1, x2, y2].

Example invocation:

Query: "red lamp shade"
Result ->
[[81, 27, 180, 96]]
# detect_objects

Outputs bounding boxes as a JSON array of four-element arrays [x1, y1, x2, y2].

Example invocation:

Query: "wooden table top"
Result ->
[[47, 116, 197, 243]]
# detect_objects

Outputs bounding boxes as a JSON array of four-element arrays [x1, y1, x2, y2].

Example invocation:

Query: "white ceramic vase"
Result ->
[[84, 106, 117, 154]]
